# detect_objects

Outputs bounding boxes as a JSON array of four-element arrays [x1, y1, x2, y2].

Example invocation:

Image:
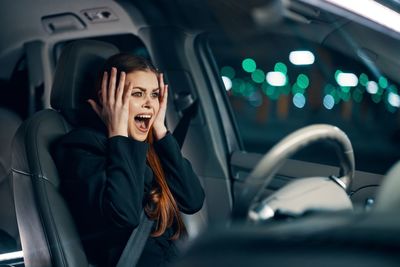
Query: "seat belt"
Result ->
[[116, 97, 198, 267], [172, 97, 198, 148], [116, 212, 154, 267]]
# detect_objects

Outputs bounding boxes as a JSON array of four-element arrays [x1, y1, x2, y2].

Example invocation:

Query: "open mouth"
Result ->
[[134, 114, 152, 132]]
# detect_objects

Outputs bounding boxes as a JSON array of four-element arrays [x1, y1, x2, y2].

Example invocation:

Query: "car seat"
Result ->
[[11, 40, 119, 267], [0, 108, 21, 253]]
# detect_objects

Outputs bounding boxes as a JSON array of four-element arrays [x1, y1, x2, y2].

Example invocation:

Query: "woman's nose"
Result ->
[[142, 95, 151, 108]]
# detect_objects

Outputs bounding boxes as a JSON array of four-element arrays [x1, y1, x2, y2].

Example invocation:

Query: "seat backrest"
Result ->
[[11, 40, 119, 267], [0, 107, 21, 253]]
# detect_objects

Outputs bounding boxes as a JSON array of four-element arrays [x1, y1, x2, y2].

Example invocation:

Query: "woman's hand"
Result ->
[[88, 67, 133, 138], [153, 73, 168, 140]]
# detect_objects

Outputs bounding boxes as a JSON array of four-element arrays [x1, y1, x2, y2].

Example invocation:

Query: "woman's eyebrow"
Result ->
[[132, 87, 159, 91]]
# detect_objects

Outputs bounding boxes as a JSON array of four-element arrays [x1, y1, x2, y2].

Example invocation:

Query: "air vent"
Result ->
[[81, 7, 118, 23]]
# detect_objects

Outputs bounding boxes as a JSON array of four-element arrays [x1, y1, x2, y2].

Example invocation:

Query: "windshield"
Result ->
[[208, 0, 400, 174]]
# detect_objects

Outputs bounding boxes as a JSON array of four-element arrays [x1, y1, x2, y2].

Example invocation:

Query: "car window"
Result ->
[[209, 25, 400, 174]]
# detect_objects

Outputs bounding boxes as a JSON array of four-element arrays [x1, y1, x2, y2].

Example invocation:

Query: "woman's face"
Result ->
[[125, 70, 160, 141]]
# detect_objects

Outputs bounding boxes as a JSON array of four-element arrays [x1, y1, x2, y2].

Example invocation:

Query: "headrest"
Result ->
[[51, 40, 119, 124]]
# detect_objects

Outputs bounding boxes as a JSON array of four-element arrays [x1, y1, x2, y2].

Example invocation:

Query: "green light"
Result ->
[[388, 85, 398, 93], [274, 62, 287, 74], [372, 94, 381, 103], [340, 86, 350, 93], [297, 74, 309, 89], [292, 83, 305, 94], [352, 88, 363, 103], [266, 86, 275, 97], [242, 58, 256, 73], [359, 73, 369, 86], [221, 66, 236, 79], [242, 82, 256, 97], [335, 70, 342, 80], [251, 69, 265, 83], [377, 87, 384, 95], [270, 88, 280, 100], [340, 91, 350, 101], [324, 84, 335, 95], [331, 90, 341, 104], [261, 82, 269, 95], [379, 76, 388, 89], [232, 78, 248, 96]]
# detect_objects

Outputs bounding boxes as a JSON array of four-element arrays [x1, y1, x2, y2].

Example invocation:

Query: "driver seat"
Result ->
[[11, 40, 119, 267]]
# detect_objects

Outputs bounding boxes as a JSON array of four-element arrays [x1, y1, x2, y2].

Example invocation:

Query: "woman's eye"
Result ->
[[151, 92, 160, 98], [132, 92, 142, 97]]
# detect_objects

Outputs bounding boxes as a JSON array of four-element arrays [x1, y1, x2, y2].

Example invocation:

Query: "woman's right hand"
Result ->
[[88, 67, 133, 137]]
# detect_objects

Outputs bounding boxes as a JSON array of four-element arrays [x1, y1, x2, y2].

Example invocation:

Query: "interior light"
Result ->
[[323, 95, 335, 109], [222, 76, 232, 91], [242, 58, 257, 73], [388, 92, 400, 107], [324, 0, 400, 33], [293, 93, 306, 108], [366, 81, 379, 94], [266, 71, 286, 86], [336, 73, 358, 87], [289, 51, 315, 65]]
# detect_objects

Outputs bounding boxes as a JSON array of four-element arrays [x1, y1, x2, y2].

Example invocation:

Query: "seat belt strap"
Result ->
[[173, 99, 198, 148], [116, 211, 154, 267]]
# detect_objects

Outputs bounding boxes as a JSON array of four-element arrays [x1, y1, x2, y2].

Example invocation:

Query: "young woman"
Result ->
[[53, 53, 205, 267]]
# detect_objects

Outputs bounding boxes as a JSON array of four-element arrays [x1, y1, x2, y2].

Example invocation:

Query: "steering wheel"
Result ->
[[235, 124, 355, 221]]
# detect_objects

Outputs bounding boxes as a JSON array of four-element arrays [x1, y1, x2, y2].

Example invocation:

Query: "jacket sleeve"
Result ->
[[54, 129, 149, 229], [153, 132, 205, 214]]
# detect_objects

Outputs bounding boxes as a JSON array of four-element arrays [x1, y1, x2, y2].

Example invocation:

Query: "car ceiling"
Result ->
[[0, 0, 399, 85]]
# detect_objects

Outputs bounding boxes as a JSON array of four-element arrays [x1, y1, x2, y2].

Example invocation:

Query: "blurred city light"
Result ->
[[266, 71, 286, 86], [274, 62, 287, 74], [366, 81, 379, 94], [323, 95, 335, 109], [388, 92, 400, 107], [289, 51, 315, 65], [336, 72, 358, 87], [221, 66, 236, 79], [359, 73, 369, 86], [252, 69, 265, 83], [296, 74, 309, 89], [293, 93, 306, 108], [242, 58, 257, 72], [222, 76, 232, 91], [379, 76, 388, 88]]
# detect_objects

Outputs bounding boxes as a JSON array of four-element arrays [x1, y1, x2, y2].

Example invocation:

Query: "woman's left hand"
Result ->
[[153, 73, 168, 140]]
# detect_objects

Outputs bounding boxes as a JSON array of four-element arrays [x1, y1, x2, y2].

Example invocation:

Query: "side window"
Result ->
[[209, 33, 400, 174], [0, 56, 29, 119]]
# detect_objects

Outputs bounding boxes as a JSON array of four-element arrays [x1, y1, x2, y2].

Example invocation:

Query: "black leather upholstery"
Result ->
[[0, 108, 21, 253], [11, 40, 119, 267]]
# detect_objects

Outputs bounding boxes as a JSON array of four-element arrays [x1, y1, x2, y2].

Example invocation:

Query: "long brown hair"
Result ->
[[97, 53, 186, 239]]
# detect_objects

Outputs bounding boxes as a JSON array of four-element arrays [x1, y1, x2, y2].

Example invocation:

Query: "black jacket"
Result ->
[[53, 114, 205, 267]]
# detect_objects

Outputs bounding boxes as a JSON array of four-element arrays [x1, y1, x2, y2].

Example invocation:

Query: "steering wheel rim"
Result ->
[[237, 124, 355, 219]]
